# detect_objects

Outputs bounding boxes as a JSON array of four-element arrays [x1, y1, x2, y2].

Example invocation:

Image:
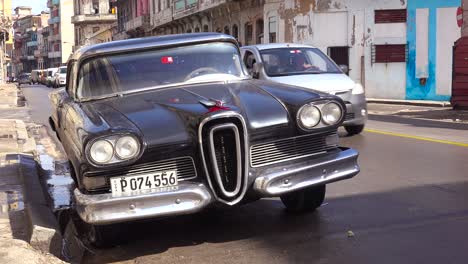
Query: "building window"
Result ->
[[256, 19, 264, 44], [158, 0, 161, 12], [245, 23, 253, 43], [203, 25, 209, 32], [268, 16, 276, 43], [166, 0, 170, 9], [194, 27, 200, 32], [372, 44, 407, 63], [224, 26, 230, 35], [375, 9, 407, 23]]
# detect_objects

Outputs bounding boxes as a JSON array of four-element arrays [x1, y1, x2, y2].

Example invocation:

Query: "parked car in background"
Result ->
[[39, 70, 48, 85], [241, 44, 367, 135], [53, 66, 67, 88], [46, 67, 58, 87], [17, 73, 31, 86], [49, 33, 360, 246], [31, 70, 40, 84]]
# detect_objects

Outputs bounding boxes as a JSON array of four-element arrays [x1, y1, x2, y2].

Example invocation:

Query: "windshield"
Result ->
[[260, 48, 342, 77], [78, 42, 246, 99], [60, 67, 67, 74]]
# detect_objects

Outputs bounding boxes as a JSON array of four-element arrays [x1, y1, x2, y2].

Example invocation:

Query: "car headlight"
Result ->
[[89, 140, 114, 164], [298, 104, 321, 129], [321, 102, 343, 125], [351, 83, 364, 95], [115, 136, 140, 159]]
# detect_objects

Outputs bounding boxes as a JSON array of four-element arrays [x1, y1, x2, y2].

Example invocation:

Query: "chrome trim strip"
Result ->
[[208, 124, 242, 198], [198, 111, 249, 206]]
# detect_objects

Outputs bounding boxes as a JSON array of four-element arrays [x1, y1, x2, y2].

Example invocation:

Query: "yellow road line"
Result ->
[[364, 128, 468, 147]]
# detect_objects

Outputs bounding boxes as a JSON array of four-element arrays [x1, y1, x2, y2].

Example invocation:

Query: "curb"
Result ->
[[367, 98, 451, 108], [18, 154, 63, 258]]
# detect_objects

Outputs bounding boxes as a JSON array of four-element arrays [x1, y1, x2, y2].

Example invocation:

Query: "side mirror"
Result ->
[[339, 65, 349, 74], [252, 62, 263, 79]]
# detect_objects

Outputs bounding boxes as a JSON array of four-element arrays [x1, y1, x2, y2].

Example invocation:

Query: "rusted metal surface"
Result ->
[[374, 9, 407, 23], [452, 36, 468, 109]]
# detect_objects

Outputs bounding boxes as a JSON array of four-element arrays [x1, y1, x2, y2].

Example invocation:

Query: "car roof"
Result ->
[[71, 33, 237, 61], [242, 43, 317, 50]]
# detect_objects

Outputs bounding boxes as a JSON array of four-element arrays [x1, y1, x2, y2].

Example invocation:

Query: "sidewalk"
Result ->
[[367, 98, 451, 107], [0, 84, 65, 264], [367, 103, 468, 124]]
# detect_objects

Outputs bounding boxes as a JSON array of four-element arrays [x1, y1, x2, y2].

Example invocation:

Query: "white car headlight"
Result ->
[[352, 83, 364, 95], [115, 136, 140, 160], [298, 104, 321, 129], [89, 140, 114, 164], [321, 102, 342, 125]]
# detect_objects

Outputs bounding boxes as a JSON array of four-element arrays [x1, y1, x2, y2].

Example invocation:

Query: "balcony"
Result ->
[[48, 51, 61, 58], [125, 15, 151, 32], [26, 41, 38, 47], [48, 16, 60, 25], [34, 50, 41, 57], [71, 13, 117, 24]]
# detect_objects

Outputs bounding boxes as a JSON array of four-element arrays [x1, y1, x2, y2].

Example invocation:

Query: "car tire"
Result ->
[[344, 124, 365, 135], [280, 185, 326, 213]]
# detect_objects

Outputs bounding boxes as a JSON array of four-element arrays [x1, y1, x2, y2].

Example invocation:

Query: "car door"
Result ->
[[242, 49, 258, 76]]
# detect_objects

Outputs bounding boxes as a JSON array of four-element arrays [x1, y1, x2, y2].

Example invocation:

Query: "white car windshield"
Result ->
[[260, 48, 342, 77], [78, 42, 247, 99]]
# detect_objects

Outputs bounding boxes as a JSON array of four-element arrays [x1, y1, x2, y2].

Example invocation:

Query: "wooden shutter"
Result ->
[[375, 9, 407, 23], [374, 44, 406, 63]]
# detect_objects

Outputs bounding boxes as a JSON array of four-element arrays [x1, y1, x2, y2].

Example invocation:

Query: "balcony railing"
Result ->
[[71, 13, 117, 24], [125, 15, 150, 32], [48, 16, 60, 25]]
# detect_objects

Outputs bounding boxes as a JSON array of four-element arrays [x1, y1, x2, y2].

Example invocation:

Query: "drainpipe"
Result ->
[[463, 0, 468, 37]]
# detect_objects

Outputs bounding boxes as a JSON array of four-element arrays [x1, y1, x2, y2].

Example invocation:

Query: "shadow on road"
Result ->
[[82, 181, 468, 264]]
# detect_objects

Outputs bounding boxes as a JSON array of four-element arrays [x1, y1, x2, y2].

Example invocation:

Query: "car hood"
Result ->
[[87, 80, 327, 148], [270, 73, 355, 93]]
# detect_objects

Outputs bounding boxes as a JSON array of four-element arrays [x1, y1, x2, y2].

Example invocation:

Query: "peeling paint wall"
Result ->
[[265, 0, 407, 99]]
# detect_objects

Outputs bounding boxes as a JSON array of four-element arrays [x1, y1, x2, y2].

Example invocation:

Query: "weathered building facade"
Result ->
[[71, 0, 117, 50], [112, 0, 461, 101], [47, 0, 75, 67], [13, 9, 49, 74]]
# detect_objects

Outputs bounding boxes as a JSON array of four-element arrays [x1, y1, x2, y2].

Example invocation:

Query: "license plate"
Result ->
[[110, 170, 178, 196]]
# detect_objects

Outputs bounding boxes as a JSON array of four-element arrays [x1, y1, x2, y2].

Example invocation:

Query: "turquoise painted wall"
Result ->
[[406, 0, 461, 100]]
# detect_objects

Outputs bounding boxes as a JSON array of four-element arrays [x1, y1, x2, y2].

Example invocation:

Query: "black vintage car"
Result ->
[[49, 33, 359, 244]]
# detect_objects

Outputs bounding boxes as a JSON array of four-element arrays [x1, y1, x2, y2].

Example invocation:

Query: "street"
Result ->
[[19, 84, 468, 264]]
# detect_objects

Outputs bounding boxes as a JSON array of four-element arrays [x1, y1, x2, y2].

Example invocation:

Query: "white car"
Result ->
[[46, 67, 59, 87], [241, 43, 367, 135], [53, 66, 67, 88]]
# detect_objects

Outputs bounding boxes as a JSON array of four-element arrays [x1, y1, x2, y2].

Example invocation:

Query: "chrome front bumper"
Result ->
[[74, 183, 212, 225], [253, 148, 359, 196], [74, 148, 359, 225]]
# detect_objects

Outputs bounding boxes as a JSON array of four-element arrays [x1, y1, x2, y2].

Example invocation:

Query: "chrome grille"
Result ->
[[250, 132, 337, 167], [345, 113, 355, 121], [85, 157, 197, 182]]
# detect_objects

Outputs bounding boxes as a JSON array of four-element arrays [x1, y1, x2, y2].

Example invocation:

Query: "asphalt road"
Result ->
[[20, 84, 468, 264]]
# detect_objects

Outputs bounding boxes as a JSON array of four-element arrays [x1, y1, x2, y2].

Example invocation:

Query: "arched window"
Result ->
[[203, 25, 209, 32], [224, 26, 230, 35], [186, 28, 192, 33], [194, 27, 200, 32], [232, 24, 239, 39], [215, 28, 222, 33]]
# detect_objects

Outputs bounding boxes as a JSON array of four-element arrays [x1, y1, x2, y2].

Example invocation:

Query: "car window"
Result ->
[[259, 48, 341, 77], [77, 42, 247, 99], [60, 67, 67, 74], [243, 51, 256, 70]]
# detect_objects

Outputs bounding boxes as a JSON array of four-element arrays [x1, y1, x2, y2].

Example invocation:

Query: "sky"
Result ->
[[12, 0, 48, 14]]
